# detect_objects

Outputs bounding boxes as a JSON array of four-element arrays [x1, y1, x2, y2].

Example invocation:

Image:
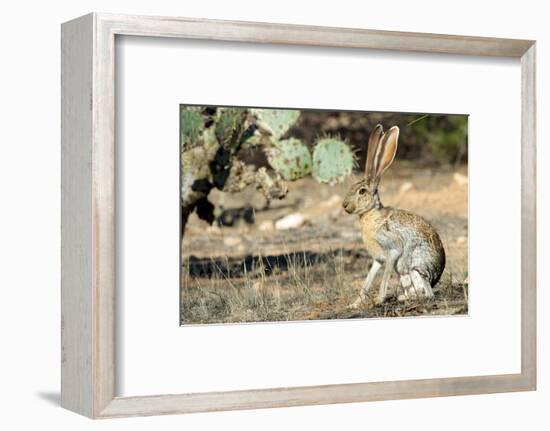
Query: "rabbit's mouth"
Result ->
[[344, 199, 378, 216], [343, 201, 357, 214]]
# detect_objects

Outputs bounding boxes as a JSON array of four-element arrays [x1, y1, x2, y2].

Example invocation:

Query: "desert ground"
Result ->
[[181, 163, 468, 324]]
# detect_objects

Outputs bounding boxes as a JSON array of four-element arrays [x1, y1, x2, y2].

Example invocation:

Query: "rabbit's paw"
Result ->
[[349, 293, 367, 309], [397, 294, 408, 303], [374, 295, 387, 306]]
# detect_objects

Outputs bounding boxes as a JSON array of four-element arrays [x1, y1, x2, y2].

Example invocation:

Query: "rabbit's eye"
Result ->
[[359, 188, 367, 195]]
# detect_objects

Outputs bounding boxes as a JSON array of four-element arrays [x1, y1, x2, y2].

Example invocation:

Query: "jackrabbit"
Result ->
[[342, 124, 445, 307]]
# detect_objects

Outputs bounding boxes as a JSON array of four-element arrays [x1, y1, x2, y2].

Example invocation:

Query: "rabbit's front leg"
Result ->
[[350, 260, 381, 309], [362, 260, 381, 293]]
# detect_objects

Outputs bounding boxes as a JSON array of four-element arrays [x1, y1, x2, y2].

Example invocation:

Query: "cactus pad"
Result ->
[[180, 108, 204, 151], [214, 107, 248, 152], [312, 138, 355, 185], [251, 108, 300, 139], [267, 138, 312, 181]]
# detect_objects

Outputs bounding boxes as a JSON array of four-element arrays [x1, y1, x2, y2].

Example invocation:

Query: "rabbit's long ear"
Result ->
[[374, 126, 399, 180], [365, 124, 383, 178]]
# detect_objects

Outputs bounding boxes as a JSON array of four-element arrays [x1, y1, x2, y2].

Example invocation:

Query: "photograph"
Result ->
[[180, 106, 469, 325]]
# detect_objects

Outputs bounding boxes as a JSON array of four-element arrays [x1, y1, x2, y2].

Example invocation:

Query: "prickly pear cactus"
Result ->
[[312, 137, 355, 185], [180, 108, 204, 151], [250, 108, 300, 139], [267, 138, 312, 181], [179, 105, 354, 234], [214, 108, 249, 152]]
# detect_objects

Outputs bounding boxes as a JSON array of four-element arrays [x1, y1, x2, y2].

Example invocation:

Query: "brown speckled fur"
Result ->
[[344, 177, 445, 287], [342, 126, 446, 302]]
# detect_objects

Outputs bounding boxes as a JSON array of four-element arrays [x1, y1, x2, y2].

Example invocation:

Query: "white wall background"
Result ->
[[0, 0, 546, 429]]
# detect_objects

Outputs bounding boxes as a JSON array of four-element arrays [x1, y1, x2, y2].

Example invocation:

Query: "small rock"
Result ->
[[325, 194, 341, 206], [453, 172, 468, 186], [399, 182, 414, 194], [456, 236, 467, 245], [275, 213, 305, 230], [223, 236, 242, 247]]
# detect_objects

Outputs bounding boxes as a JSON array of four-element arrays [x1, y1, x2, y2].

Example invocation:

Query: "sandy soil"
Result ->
[[181, 164, 468, 324]]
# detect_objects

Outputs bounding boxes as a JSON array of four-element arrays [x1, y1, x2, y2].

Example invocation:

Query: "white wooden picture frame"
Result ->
[[61, 12, 536, 418]]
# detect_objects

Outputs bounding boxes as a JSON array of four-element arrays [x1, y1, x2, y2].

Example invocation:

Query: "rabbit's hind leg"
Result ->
[[397, 274, 413, 302], [411, 269, 434, 299], [398, 274, 423, 301]]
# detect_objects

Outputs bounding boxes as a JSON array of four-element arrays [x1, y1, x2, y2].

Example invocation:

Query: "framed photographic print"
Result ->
[[179, 105, 469, 324], [61, 13, 536, 418]]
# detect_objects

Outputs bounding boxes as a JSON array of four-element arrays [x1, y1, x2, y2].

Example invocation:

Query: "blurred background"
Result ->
[[292, 111, 468, 167]]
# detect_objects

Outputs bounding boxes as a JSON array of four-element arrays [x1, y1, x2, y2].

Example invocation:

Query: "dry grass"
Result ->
[[180, 249, 468, 325], [181, 169, 468, 325]]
